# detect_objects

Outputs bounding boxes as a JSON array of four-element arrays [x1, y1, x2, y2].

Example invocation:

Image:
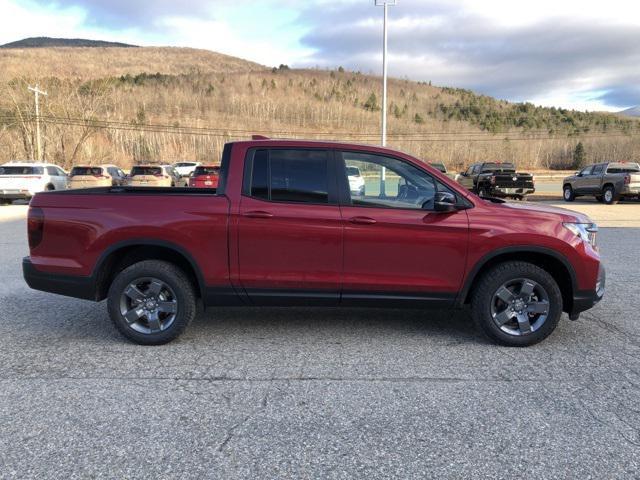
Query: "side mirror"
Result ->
[[433, 191, 457, 213]]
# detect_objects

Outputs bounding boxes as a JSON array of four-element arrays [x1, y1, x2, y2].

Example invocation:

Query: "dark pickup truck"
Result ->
[[563, 162, 640, 204], [456, 162, 535, 200], [23, 139, 604, 347]]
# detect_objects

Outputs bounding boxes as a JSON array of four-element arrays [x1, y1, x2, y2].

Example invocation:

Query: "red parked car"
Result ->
[[188, 165, 220, 188], [23, 139, 605, 346]]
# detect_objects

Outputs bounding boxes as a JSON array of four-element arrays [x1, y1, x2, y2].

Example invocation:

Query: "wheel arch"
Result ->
[[458, 246, 577, 314], [93, 239, 205, 301]]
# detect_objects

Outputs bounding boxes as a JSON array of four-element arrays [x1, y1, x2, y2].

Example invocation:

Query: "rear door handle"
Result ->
[[244, 211, 273, 219], [349, 216, 377, 225]]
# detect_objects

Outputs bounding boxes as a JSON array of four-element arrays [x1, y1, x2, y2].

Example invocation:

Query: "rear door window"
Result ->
[[592, 164, 604, 175], [247, 149, 330, 204]]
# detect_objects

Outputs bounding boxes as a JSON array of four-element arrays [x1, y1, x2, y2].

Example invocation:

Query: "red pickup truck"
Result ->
[[23, 139, 605, 346]]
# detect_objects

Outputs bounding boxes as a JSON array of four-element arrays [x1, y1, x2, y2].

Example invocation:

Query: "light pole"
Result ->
[[375, 0, 396, 197], [28, 84, 47, 162]]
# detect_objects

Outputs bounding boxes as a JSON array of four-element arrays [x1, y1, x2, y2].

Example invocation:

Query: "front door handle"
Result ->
[[349, 216, 377, 225], [244, 210, 273, 219]]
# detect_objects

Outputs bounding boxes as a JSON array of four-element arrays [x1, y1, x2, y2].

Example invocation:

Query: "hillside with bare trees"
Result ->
[[1, 46, 638, 171]]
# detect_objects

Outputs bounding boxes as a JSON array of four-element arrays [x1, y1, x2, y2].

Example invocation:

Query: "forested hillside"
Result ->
[[0, 46, 638, 170]]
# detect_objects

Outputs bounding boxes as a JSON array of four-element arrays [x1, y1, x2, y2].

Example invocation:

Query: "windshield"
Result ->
[[346, 166, 361, 177], [607, 163, 640, 174], [430, 163, 447, 173], [174, 162, 196, 167], [71, 167, 103, 176], [481, 163, 516, 173], [131, 166, 162, 176], [193, 166, 220, 176], [0, 166, 44, 175]]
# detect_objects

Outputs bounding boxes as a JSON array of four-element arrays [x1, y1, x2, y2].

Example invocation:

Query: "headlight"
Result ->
[[563, 222, 598, 248]]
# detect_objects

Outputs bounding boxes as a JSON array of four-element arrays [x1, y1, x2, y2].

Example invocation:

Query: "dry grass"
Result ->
[[0, 47, 265, 80], [1, 47, 638, 171]]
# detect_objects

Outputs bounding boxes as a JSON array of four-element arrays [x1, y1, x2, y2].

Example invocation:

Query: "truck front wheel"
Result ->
[[471, 261, 563, 347], [563, 185, 575, 202], [107, 260, 196, 345]]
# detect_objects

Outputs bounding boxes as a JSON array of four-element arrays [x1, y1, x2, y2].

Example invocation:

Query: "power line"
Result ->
[[1, 113, 640, 143]]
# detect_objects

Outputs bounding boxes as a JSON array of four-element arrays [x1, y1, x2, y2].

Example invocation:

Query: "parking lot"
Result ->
[[1, 201, 639, 478]]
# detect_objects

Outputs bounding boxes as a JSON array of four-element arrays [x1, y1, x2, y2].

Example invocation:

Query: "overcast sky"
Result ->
[[1, 0, 639, 111]]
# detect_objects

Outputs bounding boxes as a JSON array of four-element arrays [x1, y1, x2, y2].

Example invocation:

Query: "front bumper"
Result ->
[[570, 264, 605, 318]]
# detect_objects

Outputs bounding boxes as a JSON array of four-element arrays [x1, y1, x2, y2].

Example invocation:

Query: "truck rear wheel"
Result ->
[[603, 186, 618, 205], [471, 261, 563, 347], [107, 260, 196, 345]]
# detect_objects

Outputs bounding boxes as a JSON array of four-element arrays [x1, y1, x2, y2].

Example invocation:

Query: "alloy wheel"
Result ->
[[490, 278, 550, 336], [119, 277, 178, 334]]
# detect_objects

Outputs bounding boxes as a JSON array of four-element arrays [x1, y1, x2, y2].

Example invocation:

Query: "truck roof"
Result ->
[[233, 139, 414, 157]]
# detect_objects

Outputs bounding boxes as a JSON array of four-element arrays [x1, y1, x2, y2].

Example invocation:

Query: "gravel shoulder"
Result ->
[[1, 204, 639, 478]]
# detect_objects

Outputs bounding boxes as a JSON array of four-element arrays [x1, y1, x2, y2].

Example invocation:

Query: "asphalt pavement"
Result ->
[[1, 204, 639, 479]]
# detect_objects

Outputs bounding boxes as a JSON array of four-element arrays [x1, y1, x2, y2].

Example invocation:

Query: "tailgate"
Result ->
[[494, 174, 534, 188], [628, 173, 640, 189], [0, 176, 40, 190]]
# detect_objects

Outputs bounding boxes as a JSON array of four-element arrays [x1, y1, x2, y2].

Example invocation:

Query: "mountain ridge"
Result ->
[[619, 106, 640, 117], [0, 37, 137, 49]]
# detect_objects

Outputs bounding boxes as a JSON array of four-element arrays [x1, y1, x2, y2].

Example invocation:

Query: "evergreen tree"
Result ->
[[572, 142, 586, 169]]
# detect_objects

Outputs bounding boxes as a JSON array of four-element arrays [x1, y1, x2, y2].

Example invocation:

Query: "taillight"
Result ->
[[28, 207, 44, 249], [625, 175, 631, 185]]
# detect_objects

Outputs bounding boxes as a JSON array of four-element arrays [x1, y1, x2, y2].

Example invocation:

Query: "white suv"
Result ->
[[0, 162, 68, 204], [172, 162, 201, 178]]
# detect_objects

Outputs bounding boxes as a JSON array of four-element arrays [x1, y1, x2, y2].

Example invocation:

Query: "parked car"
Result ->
[[563, 162, 640, 204], [68, 165, 127, 189], [188, 165, 220, 188], [0, 162, 67, 204], [456, 162, 535, 200], [173, 162, 201, 178], [23, 139, 604, 347], [127, 165, 181, 187], [429, 162, 456, 179], [346, 165, 365, 197]]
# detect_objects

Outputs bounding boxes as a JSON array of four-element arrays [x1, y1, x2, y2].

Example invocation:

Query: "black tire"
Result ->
[[0, 199, 12, 206], [595, 195, 604, 203], [107, 260, 196, 345], [563, 185, 575, 202], [602, 185, 618, 205], [46, 184, 55, 191], [471, 261, 563, 347], [478, 187, 489, 198]]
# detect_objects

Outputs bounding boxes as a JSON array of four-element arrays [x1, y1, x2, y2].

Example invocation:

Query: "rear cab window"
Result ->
[[606, 163, 640, 174]]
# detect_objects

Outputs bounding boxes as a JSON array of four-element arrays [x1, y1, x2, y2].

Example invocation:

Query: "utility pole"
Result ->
[[28, 84, 47, 162], [375, 0, 396, 197]]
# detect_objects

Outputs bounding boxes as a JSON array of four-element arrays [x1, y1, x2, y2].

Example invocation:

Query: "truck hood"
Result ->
[[494, 200, 591, 223]]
